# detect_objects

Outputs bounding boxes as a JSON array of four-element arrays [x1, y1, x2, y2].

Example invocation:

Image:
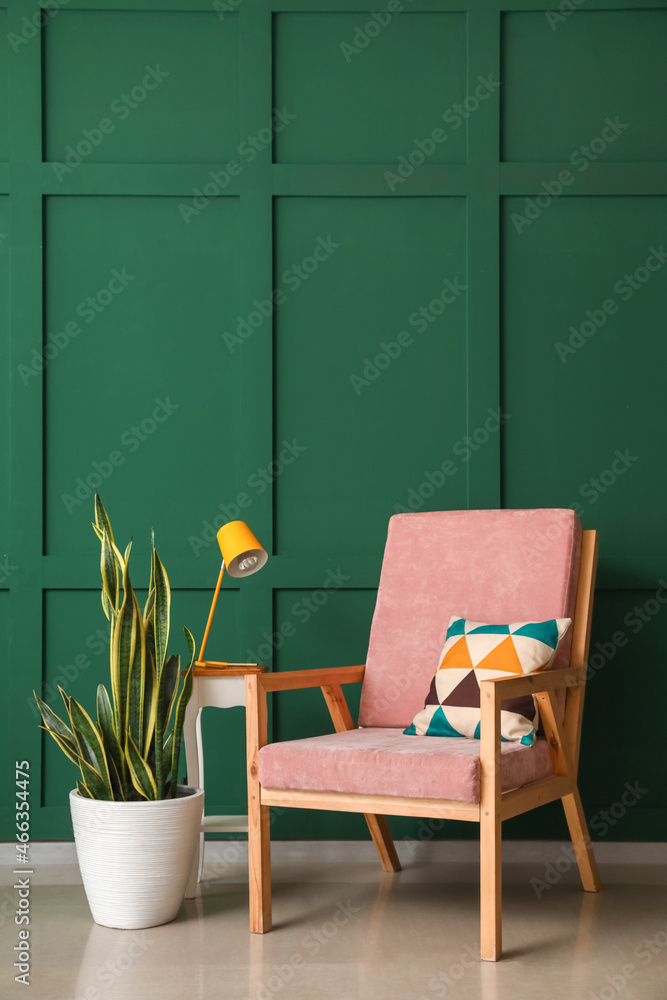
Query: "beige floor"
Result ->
[[2, 851, 667, 1000]]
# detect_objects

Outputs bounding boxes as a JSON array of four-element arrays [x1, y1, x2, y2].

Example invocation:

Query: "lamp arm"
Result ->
[[196, 561, 225, 665]]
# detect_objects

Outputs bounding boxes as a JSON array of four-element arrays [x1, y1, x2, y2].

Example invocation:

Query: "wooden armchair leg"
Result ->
[[364, 814, 401, 873], [480, 682, 502, 961], [480, 808, 502, 961], [248, 802, 272, 933], [562, 788, 602, 893], [246, 674, 272, 932]]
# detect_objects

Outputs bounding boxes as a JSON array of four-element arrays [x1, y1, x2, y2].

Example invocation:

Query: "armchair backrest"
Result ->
[[358, 509, 582, 729]]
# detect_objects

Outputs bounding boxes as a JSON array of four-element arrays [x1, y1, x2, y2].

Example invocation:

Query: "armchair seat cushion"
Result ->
[[258, 727, 554, 805]]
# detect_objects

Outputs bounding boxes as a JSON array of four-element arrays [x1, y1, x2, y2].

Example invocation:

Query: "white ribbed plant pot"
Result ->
[[69, 786, 204, 929]]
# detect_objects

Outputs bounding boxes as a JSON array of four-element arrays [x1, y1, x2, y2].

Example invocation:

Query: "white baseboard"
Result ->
[[1, 839, 665, 866]]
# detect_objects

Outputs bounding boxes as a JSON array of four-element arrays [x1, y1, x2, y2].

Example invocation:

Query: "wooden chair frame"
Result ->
[[245, 530, 601, 961]]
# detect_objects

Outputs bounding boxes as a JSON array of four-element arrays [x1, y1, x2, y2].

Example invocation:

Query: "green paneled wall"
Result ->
[[1, 0, 665, 845]]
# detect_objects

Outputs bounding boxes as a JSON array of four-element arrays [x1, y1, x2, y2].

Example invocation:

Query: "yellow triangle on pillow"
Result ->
[[438, 636, 474, 672], [475, 634, 524, 674]]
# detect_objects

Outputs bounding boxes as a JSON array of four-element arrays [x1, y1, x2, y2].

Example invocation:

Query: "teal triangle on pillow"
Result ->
[[512, 619, 559, 648], [403, 723, 418, 735], [473, 721, 512, 742], [425, 706, 466, 738], [447, 617, 466, 637], [468, 623, 510, 635]]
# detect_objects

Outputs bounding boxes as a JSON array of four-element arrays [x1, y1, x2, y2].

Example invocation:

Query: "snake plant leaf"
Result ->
[[127, 591, 147, 755], [161, 731, 174, 787], [101, 589, 113, 622], [96, 684, 116, 737], [167, 629, 196, 796], [76, 780, 93, 799], [152, 547, 171, 678], [96, 684, 126, 792], [170, 659, 194, 797], [58, 684, 72, 714], [41, 728, 85, 768], [34, 691, 76, 745], [157, 654, 180, 736], [78, 758, 112, 800], [106, 755, 125, 801], [142, 645, 158, 754], [94, 494, 114, 544], [143, 588, 155, 623], [111, 560, 139, 749], [183, 626, 196, 671], [144, 531, 156, 620], [126, 733, 157, 800], [100, 529, 119, 613], [68, 698, 113, 798]]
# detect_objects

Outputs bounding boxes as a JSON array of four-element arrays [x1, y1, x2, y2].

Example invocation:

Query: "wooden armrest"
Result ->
[[258, 665, 365, 692], [480, 665, 586, 701]]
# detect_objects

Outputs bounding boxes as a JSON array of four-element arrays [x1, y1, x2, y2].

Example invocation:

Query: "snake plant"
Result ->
[[34, 495, 195, 801]]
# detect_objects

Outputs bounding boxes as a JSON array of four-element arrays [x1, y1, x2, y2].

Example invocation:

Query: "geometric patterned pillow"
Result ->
[[403, 615, 571, 746]]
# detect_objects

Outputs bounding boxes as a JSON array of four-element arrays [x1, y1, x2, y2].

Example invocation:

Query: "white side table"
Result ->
[[183, 666, 266, 898]]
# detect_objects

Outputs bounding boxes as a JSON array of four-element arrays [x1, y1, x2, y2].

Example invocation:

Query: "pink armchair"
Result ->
[[245, 509, 601, 960]]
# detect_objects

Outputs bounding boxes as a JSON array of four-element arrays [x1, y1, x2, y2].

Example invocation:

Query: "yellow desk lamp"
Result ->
[[196, 520, 268, 668]]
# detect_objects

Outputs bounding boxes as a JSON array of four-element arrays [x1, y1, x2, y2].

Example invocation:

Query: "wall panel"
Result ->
[[0, 196, 9, 555], [274, 12, 467, 164], [501, 195, 667, 586], [502, 10, 667, 162], [274, 195, 468, 556], [0, 10, 7, 163], [43, 10, 239, 164], [43, 194, 241, 557]]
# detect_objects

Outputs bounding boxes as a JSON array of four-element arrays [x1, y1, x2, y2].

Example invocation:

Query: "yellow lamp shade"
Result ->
[[216, 520, 267, 578]]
